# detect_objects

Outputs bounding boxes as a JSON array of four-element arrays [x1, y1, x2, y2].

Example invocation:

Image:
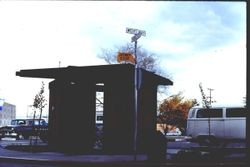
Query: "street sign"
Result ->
[[131, 34, 141, 42], [117, 52, 135, 64], [126, 28, 146, 36]]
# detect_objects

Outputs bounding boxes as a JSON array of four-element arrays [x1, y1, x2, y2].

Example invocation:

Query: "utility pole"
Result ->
[[207, 88, 215, 107], [126, 27, 146, 161]]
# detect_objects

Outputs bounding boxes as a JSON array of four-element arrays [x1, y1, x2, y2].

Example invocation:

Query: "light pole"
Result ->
[[126, 27, 146, 161]]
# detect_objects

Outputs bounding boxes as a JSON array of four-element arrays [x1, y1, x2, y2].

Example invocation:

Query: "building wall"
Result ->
[[0, 102, 16, 127]]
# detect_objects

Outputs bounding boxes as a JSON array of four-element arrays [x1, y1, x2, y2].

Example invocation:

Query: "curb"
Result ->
[[0, 155, 247, 167]]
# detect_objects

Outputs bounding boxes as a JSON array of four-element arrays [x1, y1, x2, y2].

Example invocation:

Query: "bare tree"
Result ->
[[199, 82, 212, 138], [98, 43, 167, 77], [98, 43, 171, 98], [30, 81, 47, 145], [199, 83, 210, 109]]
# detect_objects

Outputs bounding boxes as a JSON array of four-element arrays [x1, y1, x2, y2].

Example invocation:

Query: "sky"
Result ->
[[0, 1, 246, 118]]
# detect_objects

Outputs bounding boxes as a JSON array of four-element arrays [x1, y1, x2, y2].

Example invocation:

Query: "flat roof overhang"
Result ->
[[16, 64, 173, 86]]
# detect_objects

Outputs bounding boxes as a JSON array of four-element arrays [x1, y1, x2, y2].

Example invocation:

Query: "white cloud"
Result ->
[[0, 1, 246, 117], [164, 42, 246, 106]]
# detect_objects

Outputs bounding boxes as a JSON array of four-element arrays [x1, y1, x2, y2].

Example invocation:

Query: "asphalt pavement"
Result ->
[[0, 138, 247, 167]]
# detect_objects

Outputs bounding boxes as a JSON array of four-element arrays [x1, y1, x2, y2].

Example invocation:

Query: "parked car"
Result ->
[[0, 118, 48, 141], [186, 107, 246, 145]]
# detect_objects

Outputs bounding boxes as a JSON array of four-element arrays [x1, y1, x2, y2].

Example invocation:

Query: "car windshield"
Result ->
[[11, 120, 26, 125]]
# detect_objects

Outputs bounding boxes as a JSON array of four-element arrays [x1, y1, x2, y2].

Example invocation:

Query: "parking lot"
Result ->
[[0, 137, 247, 167], [0, 137, 246, 159]]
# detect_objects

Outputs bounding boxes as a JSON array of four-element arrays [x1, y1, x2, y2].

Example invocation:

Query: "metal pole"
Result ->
[[134, 40, 138, 161], [125, 27, 145, 161]]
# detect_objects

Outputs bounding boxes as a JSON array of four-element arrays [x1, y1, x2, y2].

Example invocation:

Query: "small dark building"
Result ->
[[16, 64, 173, 153]]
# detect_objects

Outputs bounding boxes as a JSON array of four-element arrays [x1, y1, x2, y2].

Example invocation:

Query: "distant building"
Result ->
[[0, 101, 16, 127]]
